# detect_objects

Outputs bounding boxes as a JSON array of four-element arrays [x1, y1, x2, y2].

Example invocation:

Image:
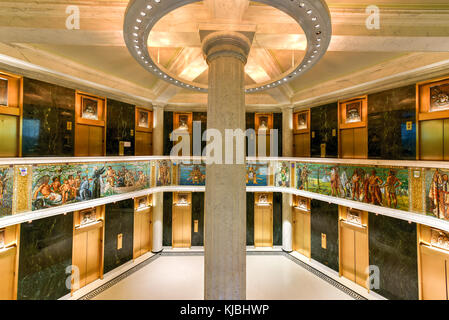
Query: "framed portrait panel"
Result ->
[[255, 113, 273, 132], [135, 107, 153, 133], [75, 91, 106, 126], [0, 71, 22, 117], [418, 77, 449, 121], [293, 110, 310, 134], [338, 96, 367, 129], [173, 112, 193, 133]]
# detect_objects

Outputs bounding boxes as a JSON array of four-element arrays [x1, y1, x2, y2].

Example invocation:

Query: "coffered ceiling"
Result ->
[[1, 0, 449, 110]]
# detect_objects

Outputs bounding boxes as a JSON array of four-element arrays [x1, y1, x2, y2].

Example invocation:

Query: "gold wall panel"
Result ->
[[0, 114, 18, 157], [420, 120, 444, 161], [13, 165, 32, 214], [410, 169, 425, 213], [420, 245, 448, 300], [135, 131, 153, 156]]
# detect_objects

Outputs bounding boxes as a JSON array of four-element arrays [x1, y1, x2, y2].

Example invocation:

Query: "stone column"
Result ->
[[202, 31, 251, 300], [282, 107, 293, 252], [152, 105, 164, 253]]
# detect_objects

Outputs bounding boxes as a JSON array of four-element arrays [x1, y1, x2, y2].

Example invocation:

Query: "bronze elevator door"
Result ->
[[420, 119, 449, 161], [293, 208, 311, 257], [0, 114, 18, 157], [340, 222, 369, 288], [135, 132, 153, 156], [133, 209, 153, 258], [254, 205, 273, 247], [294, 133, 310, 157], [75, 124, 104, 157], [72, 223, 102, 291], [340, 128, 367, 159], [420, 245, 449, 300], [0, 246, 16, 300], [172, 205, 191, 248]]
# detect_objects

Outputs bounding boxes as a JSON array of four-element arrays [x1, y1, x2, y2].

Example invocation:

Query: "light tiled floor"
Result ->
[[92, 255, 354, 300]]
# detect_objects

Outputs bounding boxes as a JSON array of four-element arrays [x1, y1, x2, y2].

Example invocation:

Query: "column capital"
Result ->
[[152, 103, 166, 110], [201, 31, 252, 65]]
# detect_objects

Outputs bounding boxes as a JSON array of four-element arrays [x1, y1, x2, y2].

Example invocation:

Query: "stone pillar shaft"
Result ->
[[203, 32, 250, 300], [282, 107, 293, 252], [152, 105, 164, 253]]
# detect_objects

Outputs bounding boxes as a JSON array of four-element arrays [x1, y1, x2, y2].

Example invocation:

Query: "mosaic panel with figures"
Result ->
[[31, 162, 150, 210], [101, 162, 150, 197], [246, 163, 268, 186], [295, 163, 409, 211], [425, 169, 449, 221], [155, 160, 172, 187], [274, 161, 291, 187], [178, 161, 206, 186], [32, 163, 105, 210], [0, 166, 13, 217]]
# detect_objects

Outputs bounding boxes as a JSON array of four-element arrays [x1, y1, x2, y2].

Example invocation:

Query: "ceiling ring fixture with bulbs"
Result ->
[[124, 0, 332, 93]]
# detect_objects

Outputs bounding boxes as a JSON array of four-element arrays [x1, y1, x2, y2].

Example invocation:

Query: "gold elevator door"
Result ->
[[294, 133, 310, 157], [0, 114, 18, 157], [75, 124, 104, 157], [172, 205, 191, 248], [420, 245, 449, 300], [420, 119, 449, 161], [254, 205, 273, 247], [133, 208, 153, 258], [0, 246, 17, 300], [340, 222, 369, 288], [293, 208, 311, 257], [72, 223, 102, 291]]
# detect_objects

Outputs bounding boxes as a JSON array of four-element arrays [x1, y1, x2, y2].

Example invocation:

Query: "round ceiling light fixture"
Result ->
[[124, 0, 332, 93]]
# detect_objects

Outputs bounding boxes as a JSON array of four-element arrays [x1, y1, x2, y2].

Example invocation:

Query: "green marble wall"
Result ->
[[163, 111, 174, 156], [273, 113, 283, 157], [273, 192, 282, 246], [104, 199, 134, 274], [193, 112, 207, 156], [106, 99, 135, 156], [310, 200, 339, 272], [22, 78, 75, 157], [18, 213, 73, 300], [246, 192, 255, 246], [369, 213, 419, 300], [191, 192, 204, 246], [368, 85, 416, 160], [310, 103, 338, 158], [163, 192, 173, 246]]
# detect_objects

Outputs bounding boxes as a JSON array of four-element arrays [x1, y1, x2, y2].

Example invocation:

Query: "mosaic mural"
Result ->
[[274, 161, 290, 187], [296, 163, 409, 211], [0, 166, 13, 217], [101, 162, 150, 197], [178, 162, 206, 186], [31, 162, 150, 210], [155, 160, 172, 187], [1, 158, 448, 225], [246, 163, 268, 186], [426, 169, 449, 221]]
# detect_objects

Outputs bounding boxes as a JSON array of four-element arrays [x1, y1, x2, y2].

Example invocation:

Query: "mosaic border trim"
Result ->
[[79, 250, 366, 300]]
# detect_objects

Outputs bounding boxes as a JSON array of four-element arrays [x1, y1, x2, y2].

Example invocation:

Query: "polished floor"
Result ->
[[92, 255, 354, 300]]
